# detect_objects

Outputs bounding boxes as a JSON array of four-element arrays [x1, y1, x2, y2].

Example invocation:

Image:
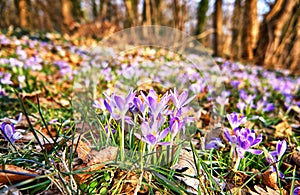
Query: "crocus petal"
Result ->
[[134, 133, 142, 140], [12, 132, 22, 141], [146, 134, 157, 145], [251, 134, 263, 146], [4, 124, 14, 138], [236, 147, 245, 158], [148, 96, 157, 112], [124, 116, 134, 125], [104, 100, 112, 114], [293, 186, 300, 195], [158, 141, 171, 146], [224, 128, 232, 142], [114, 96, 125, 112], [178, 91, 188, 106], [158, 128, 169, 141], [248, 149, 263, 155], [141, 121, 151, 136], [239, 140, 251, 150], [276, 140, 287, 158]]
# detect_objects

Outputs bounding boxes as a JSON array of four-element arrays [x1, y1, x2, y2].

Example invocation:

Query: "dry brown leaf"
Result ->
[[171, 148, 200, 194], [262, 168, 278, 190], [0, 165, 38, 184], [75, 146, 118, 183], [250, 185, 287, 195], [72, 139, 91, 161], [274, 120, 292, 137]]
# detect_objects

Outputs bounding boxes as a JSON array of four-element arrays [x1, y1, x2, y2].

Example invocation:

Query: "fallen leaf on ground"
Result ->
[[75, 146, 118, 183], [262, 168, 278, 190], [249, 185, 287, 195], [274, 120, 292, 137], [0, 165, 38, 184]]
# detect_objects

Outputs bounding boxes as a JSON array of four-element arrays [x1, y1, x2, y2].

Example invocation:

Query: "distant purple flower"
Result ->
[[239, 90, 248, 100], [25, 56, 42, 71], [230, 80, 240, 88], [236, 100, 246, 113], [256, 97, 275, 113], [9, 58, 24, 67], [216, 91, 230, 105], [1, 123, 23, 144], [18, 75, 26, 88], [294, 186, 300, 195], [226, 112, 247, 130], [204, 137, 224, 150], [1, 73, 13, 85], [224, 127, 262, 158], [0, 86, 7, 96], [54, 60, 73, 79]]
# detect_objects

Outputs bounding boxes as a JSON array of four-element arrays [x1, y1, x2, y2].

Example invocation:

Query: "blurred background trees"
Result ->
[[0, 0, 299, 74]]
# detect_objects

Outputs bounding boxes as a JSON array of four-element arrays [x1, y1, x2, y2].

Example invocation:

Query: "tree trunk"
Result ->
[[19, 0, 28, 28], [195, 0, 209, 37], [254, 0, 299, 73], [124, 0, 139, 27], [213, 0, 223, 57], [62, 0, 74, 32], [71, 0, 82, 21], [241, 0, 257, 61], [231, 0, 241, 60]]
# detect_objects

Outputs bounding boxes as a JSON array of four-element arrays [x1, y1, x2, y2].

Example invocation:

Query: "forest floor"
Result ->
[[0, 31, 300, 194]]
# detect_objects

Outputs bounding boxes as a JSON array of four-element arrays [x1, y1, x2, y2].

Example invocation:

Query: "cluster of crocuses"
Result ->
[[224, 112, 288, 175], [101, 88, 195, 147], [224, 112, 263, 160]]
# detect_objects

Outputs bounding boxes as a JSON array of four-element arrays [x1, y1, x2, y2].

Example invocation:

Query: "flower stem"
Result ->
[[120, 115, 125, 161], [234, 156, 241, 170]]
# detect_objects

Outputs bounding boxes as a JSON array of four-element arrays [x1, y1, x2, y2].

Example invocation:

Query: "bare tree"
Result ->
[[213, 0, 223, 57], [19, 0, 28, 28], [231, 0, 241, 60], [255, 0, 299, 73], [241, 0, 258, 61], [195, 0, 209, 38], [62, 0, 74, 32], [124, 0, 139, 27]]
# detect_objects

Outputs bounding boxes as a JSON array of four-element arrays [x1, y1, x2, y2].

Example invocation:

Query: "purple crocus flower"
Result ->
[[170, 88, 195, 110], [265, 140, 287, 178], [141, 89, 169, 119], [104, 90, 136, 123], [204, 137, 224, 150], [134, 117, 170, 146], [131, 96, 146, 114], [294, 186, 300, 195], [230, 80, 240, 88], [1, 73, 13, 85], [224, 127, 262, 158], [236, 100, 246, 113], [256, 98, 275, 113], [216, 91, 230, 105], [226, 112, 247, 130], [169, 116, 184, 138], [1, 123, 23, 144]]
